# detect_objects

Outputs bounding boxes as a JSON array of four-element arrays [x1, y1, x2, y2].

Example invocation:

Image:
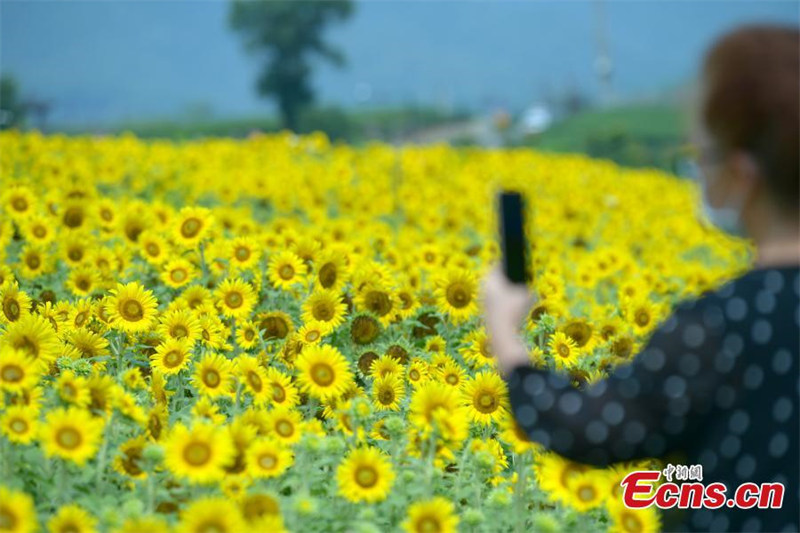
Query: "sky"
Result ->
[[1, 0, 797, 126]]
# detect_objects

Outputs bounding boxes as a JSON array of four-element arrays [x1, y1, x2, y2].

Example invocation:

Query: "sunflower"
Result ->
[[402, 497, 459, 533], [267, 250, 308, 290], [349, 313, 381, 345], [607, 500, 662, 533], [161, 258, 197, 289], [246, 438, 293, 479], [40, 407, 104, 465], [337, 446, 395, 503], [622, 296, 666, 336], [158, 308, 202, 344], [215, 278, 257, 319], [548, 331, 580, 370], [66, 265, 101, 297], [192, 352, 234, 398], [264, 406, 303, 445], [179, 285, 213, 311], [151, 338, 193, 375], [372, 374, 405, 411], [113, 435, 148, 479], [0, 284, 31, 324], [240, 493, 285, 532], [434, 268, 478, 323], [197, 314, 229, 350], [107, 282, 159, 333], [461, 370, 509, 426], [2, 314, 61, 369], [354, 283, 398, 326], [534, 452, 590, 506], [0, 404, 39, 444], [301, 289, 347, 331], [560, 317, 598, 352], [312, 248, 348, 291], [369, 354, 402, 379], [0, 348, 41, 393], [265, 367, 299, 407], [66, 328, 109, 359], [460, 329, 495, 369], [295, 344, 354, 401], [55, 370, 91, 407], [0, 486, 38, 533], [228, 236, 261, 272], [175, 497, 246, 533], [173, 206, 214, 247], [564, 471, 606, 512], [236, 356, 270, 404], [2, 185, 36, 220], [235, 319, 260, 349], [256, 310, 294, 341], [437, 360, 466, 388], [164, 422, 235, 484], [406, 359, 430, 388]]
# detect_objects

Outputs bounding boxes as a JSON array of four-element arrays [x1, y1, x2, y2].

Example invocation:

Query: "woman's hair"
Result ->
[[702, 24, 799, 213]]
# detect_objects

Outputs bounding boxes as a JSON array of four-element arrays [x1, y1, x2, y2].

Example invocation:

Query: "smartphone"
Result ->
[[499, 191, 531, 284]]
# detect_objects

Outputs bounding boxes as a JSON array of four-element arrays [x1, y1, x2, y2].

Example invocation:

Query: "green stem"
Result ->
[[95, 412, 113, 486]]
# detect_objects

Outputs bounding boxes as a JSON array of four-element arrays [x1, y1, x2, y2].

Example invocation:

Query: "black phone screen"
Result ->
[[499, 191, 530, 284]]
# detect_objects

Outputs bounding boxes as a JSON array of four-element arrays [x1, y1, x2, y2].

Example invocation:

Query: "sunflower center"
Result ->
[[305, 330, 320, 342], [355, 465, 378, 488], [203, 370, 221, 388], [1, 365, 23, 383], [622, 512, 644, 533], [557, 344, 570, 358], [271, 384, 286, 403], [33, 226, 47, 238], [279, 265, 295, 280], [56, 427, 82, 450], [12, 197, 28, 212], [365, 290, 391, 316], [244, 329, 255, 341], [247, 372, 263, 392], [146, 243, 160, 256], [275, 420, 294, 438], [578, 484, 596, 502], [195, 520, 225, 533], [26, 254, 41, 269], [74, 311, 88, 326], [445, 374, 458, 385], [63, 207, 84, 228], [417, 517, 442, 533], [378, 388, 395, 405], [3, 299, 20, 321], [183, 442, 211, 466], [310, 363, 334, 386], [235, 247, 250, 261], [476, 392, 497, 412], [180, 218, 202, 239], [164, 351, 183, 368], [171, 269, 187, 282], [313, 302, 334, 321], [0, 507, 17, 530], [172, 325, 188, 338], [76, 278, 90, 291], [258, 453, 277, 469], [445, 283, 470, 308], [409, 369, 420, 381], [224, 292, 243, 309], [121, 299, 144, 321], [635, 310, 650, 327], [319, 263, 337, 288], [10, 419, 28, 434]]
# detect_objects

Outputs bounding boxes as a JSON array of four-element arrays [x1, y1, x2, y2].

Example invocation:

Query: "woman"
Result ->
[[481, 25, 799, 533]]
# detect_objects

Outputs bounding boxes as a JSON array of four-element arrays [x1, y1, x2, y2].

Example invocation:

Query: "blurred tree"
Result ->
[[0, 75, 27, 129], [229, 0, 354, 130]]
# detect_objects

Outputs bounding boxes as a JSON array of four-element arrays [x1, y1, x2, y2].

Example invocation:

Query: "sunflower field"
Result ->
[[0, 130, 750, 533]]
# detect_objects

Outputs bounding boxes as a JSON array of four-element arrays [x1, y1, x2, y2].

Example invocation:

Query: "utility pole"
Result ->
[[593, 0, 614, 107]]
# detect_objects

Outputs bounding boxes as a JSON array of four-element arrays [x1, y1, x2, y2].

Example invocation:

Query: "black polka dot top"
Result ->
[[505, 266, 800, 532]]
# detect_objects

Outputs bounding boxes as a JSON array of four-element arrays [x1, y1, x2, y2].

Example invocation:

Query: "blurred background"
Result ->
[[1, 0, 797, 170]]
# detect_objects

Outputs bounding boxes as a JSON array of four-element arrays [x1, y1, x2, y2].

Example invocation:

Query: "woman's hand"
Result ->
[[480, 265, 536, 377]]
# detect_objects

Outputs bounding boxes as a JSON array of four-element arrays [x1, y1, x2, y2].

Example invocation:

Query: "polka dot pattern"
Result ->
[[503, 266, 799, 533]]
